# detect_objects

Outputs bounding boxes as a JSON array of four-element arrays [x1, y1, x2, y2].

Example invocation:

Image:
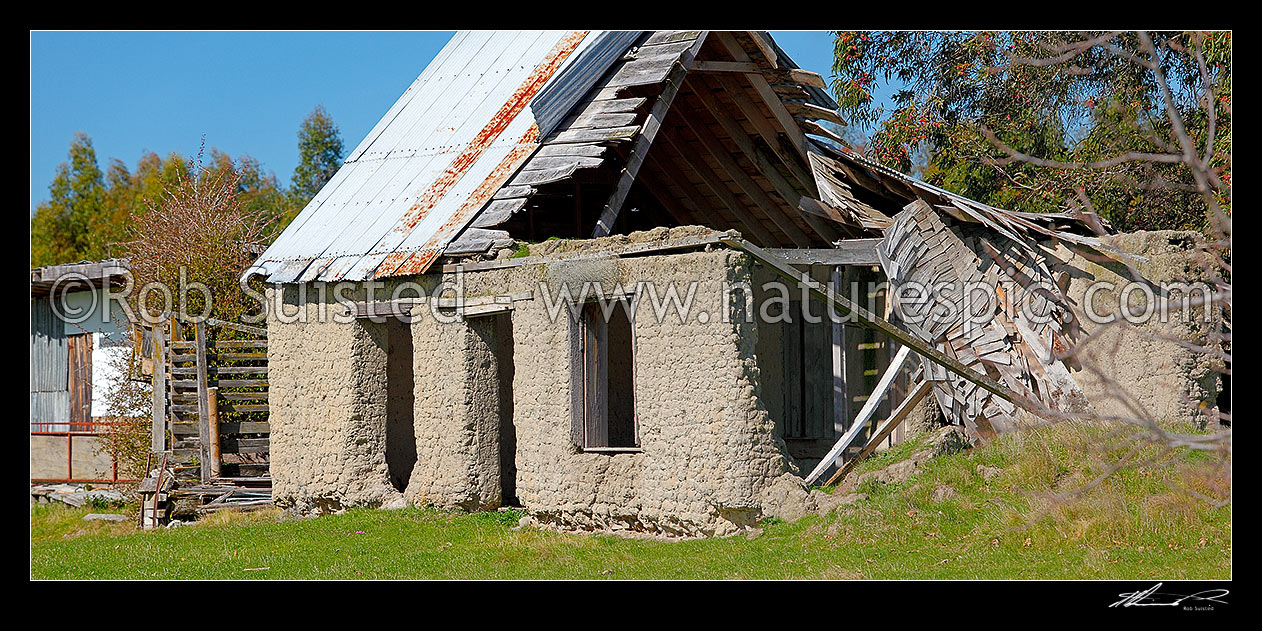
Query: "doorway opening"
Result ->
[[383, 317, 416, 493], [492, 313, 518, 506]]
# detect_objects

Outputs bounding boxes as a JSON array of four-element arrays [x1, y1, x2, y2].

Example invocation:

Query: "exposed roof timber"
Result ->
[[689, 73, 816, 196], [705, 73, 817, 195], [679, 86, 848, 242], [746, 31, 780, 69], [673, 100, 818, 247], [633, 166, 702, 226], [785, 102, 846, 126], [711, 31, 809, 160], [658, 133, 783, 247], [798, 119, 848, 146], [813, 141, 1120, 262], [591, 32, 709, 238], [784, 68, 827, 90]]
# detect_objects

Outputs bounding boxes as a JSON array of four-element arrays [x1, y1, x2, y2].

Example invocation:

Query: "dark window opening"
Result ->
[[571, 300, 638, 450], [383, 317, 416, 493]]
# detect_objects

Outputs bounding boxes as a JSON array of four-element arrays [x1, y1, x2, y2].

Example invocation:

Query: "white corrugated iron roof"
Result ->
[[251, 30, 627, 283]]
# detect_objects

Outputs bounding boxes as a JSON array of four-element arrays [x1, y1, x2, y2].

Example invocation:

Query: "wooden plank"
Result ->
[[781, 307, 803, 437], [804, 344, 912, 485], [785, 68, 827, 90], [533, 144, 610, 159], [546, 125, 639, 145], [219, 437, 270, 452], [214, 379, 269, 388], [804, 310, 832, 439], [170, 366, 268, 376], [643, 30, 703, 46], [825, 379, 933, 486], [207, 386, 221, 478], [518, 155, 606, 171], [194, 322, 212, 483], [204, 317, 267, 336], [218, 392, 268, 402], [215, 352, 267, 361], [568, 310, 585, 449], [630, 38, 698, 62], [567, 97, 646, 116], [832, 267, 849, 436], [207, 340, 268, 349], [172, 421, 269, 436], [583, 305, 609, 447], [605, 56, 680, 89], [786, 102, 846, 126], [150, 325, 166, 452], [767, 242, 881, 266], [567, 111, 638, 130], [692, 60, 760, 73], [172, 403, 268, 414]]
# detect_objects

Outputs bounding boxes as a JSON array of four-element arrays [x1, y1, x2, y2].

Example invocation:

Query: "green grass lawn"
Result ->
[[31, 424, 1231, 580]]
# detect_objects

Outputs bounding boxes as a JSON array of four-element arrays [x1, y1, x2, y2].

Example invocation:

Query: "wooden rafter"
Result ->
[[677, 92, 844, 243], [674, 101, 816, 247], [658, 133, 782, 246], [691, 73, 817, 196], [712, 31, 808, 160]]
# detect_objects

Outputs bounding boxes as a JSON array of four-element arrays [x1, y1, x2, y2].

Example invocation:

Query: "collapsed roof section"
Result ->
[[877, 201, 1094, 437]]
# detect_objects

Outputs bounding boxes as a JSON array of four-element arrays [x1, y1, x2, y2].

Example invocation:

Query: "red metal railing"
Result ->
[[30, 421, 139, 484]]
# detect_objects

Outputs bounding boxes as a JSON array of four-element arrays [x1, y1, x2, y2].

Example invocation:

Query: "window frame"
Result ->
[[569, 296, 641, 453]]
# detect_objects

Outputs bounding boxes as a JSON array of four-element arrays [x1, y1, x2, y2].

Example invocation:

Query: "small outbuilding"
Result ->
[[30, 258, 134, 483]]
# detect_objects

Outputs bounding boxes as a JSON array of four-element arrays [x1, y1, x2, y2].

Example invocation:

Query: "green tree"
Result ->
[[831, 31, 1231, 232], [205, 148, 291, 233], [287, 105, 344, 225], [31, 132, 108, 266]]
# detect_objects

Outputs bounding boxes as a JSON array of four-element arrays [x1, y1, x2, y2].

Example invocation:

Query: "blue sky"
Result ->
[[30, 30, 847, 213]]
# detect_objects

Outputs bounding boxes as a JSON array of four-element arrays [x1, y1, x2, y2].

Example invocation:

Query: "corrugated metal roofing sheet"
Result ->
[[251, 30, 627, 283]]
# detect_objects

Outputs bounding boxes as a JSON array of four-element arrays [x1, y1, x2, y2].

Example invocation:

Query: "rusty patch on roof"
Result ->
[[374, 123, 543, 279], [388, 31, 589, 238]]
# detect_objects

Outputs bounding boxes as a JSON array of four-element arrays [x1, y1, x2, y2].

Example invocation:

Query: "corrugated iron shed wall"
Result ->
[[30, 296, 69, 424], [251, 30, 630, 284]]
